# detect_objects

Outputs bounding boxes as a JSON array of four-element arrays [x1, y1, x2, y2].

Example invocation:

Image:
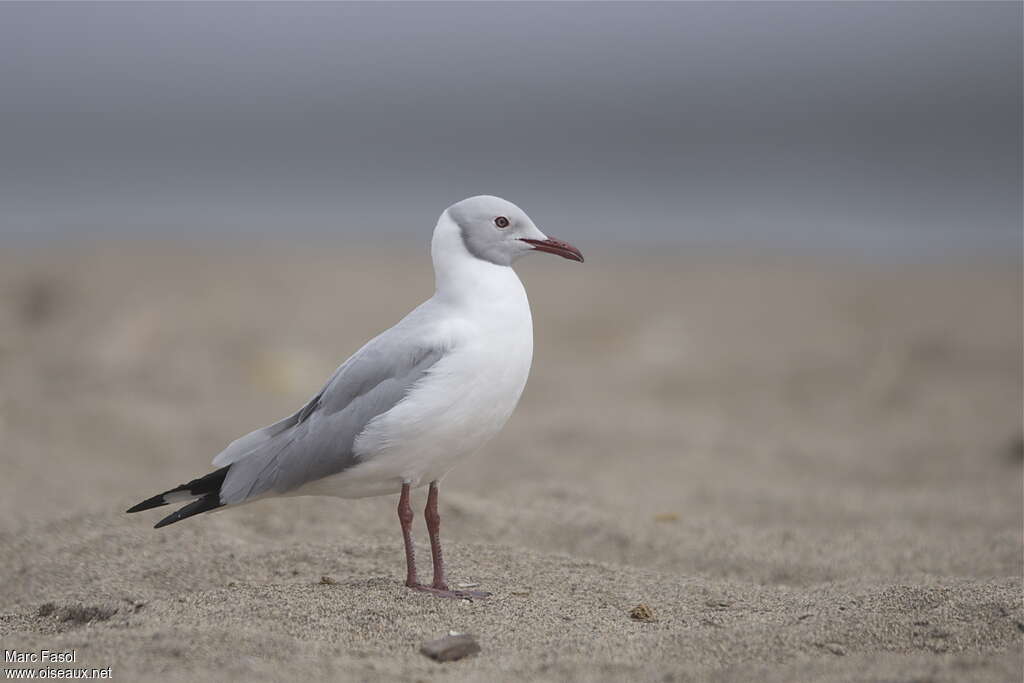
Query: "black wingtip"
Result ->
[[127, 465, 230, 516], [126, 494, 167, 514], [154, 495, 223, 529]]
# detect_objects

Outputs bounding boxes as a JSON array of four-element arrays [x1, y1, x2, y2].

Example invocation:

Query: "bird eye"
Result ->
[[494, 216, 510, 229]]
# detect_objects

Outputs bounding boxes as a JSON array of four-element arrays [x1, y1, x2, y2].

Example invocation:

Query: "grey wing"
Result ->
[[216, 329, 445, 505], [210, 364, 347, 469]]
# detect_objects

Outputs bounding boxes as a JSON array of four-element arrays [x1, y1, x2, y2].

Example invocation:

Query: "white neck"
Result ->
[[431, 213, 526, 307]]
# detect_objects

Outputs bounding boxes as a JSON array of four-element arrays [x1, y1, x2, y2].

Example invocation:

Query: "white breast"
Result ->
[[301, 269, 534, 499]]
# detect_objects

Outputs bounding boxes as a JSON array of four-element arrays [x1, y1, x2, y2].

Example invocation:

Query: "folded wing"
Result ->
[[214, 325, 446, 505]]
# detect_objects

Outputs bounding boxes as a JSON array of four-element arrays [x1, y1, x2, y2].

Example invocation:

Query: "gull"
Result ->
[[127, 195, 583, 598]]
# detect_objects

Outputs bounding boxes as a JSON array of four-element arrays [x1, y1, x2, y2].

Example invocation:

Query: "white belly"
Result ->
[[297, 299, 534, 499]]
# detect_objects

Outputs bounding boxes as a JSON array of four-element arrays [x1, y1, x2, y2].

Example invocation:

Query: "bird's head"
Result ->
[[443, 195, 583, 266]]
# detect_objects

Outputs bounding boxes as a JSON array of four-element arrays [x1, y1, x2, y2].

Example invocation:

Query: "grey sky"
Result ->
[[1, 2, 1020, 256]]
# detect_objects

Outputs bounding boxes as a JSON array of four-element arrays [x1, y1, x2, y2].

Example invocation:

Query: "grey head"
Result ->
[[446, 195, 584, 266]]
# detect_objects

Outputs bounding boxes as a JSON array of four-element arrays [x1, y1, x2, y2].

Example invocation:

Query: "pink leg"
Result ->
[[397, 483, 418, 588], [424, 481, 448, 590], [416, 481, 490, 599], [397, 481, 489, 599]]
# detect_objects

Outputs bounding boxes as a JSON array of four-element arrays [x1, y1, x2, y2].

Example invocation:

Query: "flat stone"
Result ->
[[420, 633, 481, 662]]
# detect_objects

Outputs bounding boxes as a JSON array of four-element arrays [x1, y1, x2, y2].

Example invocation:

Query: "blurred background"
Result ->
[[1, 1, 1020, 256], [0, 3, 1021, 679]]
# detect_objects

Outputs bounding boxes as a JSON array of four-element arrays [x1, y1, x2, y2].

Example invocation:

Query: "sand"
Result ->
[[0, 241, 1021, 681]]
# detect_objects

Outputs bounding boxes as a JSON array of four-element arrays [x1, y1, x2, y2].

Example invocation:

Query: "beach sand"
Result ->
[[1, 242, 1021, 681]]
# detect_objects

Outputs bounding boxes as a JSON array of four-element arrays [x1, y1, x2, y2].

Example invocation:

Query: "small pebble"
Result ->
[[319, 575, 338, 585], [630, 604, 656, 622], [420, 633, 481, 662]]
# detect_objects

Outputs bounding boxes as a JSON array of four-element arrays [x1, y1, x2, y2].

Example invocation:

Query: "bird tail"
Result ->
[[126, 465, 230, 528]]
